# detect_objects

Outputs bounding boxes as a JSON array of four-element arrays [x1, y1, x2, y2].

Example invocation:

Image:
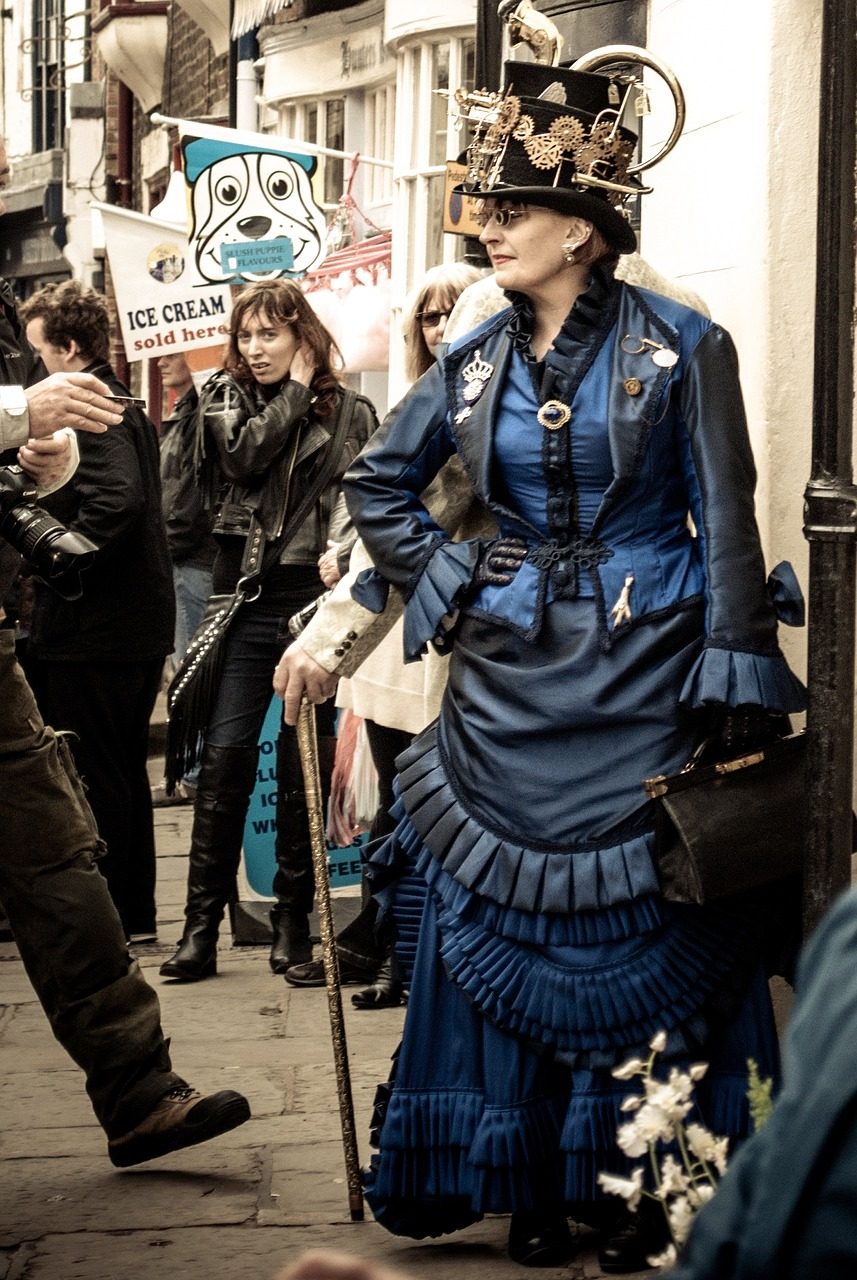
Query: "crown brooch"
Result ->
[[461, 351, 496, 404]]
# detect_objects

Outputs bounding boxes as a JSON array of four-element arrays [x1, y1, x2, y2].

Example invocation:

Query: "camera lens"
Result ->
[[0, 505, 96, 581]]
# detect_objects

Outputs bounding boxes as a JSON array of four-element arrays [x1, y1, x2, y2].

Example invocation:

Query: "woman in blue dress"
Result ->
[[343, 60, 805, 1272]]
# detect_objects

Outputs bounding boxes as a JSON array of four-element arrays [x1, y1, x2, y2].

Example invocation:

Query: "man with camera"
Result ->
[[0, 137, 250, 1166]]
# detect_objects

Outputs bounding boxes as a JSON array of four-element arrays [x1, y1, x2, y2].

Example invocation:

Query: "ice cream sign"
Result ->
[[95, 204, 233, 360]]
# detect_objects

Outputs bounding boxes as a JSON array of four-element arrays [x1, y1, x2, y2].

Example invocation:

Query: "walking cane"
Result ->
[[295, 697, 364, 1221]]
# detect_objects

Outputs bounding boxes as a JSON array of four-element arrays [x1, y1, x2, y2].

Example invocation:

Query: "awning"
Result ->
[[232, 0, 293, 38]]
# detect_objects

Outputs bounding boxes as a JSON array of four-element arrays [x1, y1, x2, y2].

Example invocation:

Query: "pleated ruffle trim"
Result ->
[[393, 724, 662, 916], [402, 540, 481, 661], [364, 1065, 755, 1235], [679, 644, 807, 713], [367, 798, 761, 1069], [433, 899, 751, 1065]]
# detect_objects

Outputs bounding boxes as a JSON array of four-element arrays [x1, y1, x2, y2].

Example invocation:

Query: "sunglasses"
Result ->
[[417, 310, 450, 329]]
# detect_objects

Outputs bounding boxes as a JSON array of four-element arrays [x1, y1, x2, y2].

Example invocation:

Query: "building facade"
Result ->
[[0, 0, 832, 689]]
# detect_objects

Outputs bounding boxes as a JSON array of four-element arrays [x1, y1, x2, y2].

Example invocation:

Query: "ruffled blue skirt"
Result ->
[[364, 599, 782, 1238]]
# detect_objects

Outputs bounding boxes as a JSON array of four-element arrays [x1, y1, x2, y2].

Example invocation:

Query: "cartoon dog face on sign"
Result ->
[[190, 151, 326, 283]]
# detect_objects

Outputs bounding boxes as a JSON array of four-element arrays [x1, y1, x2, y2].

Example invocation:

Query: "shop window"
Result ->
[[30, 0, 66, 153], [395, 34, 476, 283], [281, 98, 346, 211], [365, 84, 395, 209]]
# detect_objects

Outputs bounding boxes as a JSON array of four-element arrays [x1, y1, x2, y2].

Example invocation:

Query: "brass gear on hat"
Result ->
[[524, 133, 564, 170], [549, 116, 585, 149]]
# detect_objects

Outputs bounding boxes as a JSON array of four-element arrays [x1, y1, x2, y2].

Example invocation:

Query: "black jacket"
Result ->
[[160, 386, 216, 569], [28, 360, 175, 662], [199, 371, 378, 563]]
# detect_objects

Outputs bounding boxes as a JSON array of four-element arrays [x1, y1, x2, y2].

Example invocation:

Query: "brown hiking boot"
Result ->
[[108, 1084, 250, 1168]]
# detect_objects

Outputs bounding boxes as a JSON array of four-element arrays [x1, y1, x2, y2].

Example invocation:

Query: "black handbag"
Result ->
[[643, 732, 807, 904], [164, 513, 276, 789], [164, 388, 358, 788]]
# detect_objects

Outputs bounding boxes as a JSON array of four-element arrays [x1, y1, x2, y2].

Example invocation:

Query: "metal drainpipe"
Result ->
[[802, 0, 857, 934], [475, 0, 503, 91], [113, 79, 133, 386], [235, 31, 259, 131]]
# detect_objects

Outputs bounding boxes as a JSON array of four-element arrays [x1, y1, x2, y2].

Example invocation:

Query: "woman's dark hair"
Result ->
[[20, 280, 111, 364], [225, 280, 342, 419]]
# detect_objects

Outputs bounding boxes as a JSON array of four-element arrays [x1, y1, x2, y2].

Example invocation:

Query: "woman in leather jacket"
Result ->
[[342, 63, 806, 1272], [160, 281, 377, 983]]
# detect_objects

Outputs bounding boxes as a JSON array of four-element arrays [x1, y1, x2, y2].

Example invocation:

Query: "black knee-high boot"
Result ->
[[160, 743, 259, 981], [269, 720, 336, 973]]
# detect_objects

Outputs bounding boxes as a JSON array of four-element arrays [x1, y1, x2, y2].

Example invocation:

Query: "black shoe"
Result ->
[[351, 959, 407, 1009], [284, 957, 376, 988], [108, 1084, 250, 1168], [269, 907, 312, 974], [160, 935, 217, 981], [507, 1210, 576, 1267], [598, 1205, 669, 1274]]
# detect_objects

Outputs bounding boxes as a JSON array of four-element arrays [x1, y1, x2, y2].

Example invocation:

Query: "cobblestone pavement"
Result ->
[[0, 726, 654, 1280]]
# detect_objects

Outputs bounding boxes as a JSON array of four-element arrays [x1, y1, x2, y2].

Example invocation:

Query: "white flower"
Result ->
[[612, 1056, 646, 1081], [597, 1166, 645, 1211], [648, 1244, 678, 1270], [668, 1193, 696, 1245], [616, 1119, 650, 1158], [643, 1077, 694, 1124], [685, 1123, 730, 1175], [656, 1154, 691, 1198], [617, 1099, 676, 1155], [600, 1044, 746, 1273]]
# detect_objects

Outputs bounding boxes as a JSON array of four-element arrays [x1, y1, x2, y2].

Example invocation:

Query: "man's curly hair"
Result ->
[[20, 280, 111, 364]]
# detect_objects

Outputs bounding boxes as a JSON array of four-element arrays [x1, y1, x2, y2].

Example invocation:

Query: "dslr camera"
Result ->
[[0, 464, 96, 598]]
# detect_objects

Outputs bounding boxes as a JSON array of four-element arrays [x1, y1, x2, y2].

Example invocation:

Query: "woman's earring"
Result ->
[[561, 241, 579, 265]]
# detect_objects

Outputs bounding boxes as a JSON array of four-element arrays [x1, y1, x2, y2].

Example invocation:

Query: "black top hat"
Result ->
[[454, 60, 642, 253]]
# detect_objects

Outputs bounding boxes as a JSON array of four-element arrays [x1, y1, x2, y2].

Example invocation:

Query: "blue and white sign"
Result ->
[[242, 696, 364, 896]]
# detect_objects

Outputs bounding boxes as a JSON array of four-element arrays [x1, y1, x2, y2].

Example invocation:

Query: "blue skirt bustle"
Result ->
[[362, 602, 782, 1239], [363, 732, 787, 1249]]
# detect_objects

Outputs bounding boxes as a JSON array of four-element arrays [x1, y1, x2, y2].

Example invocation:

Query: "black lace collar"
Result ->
[[506, 262, 620, 369]]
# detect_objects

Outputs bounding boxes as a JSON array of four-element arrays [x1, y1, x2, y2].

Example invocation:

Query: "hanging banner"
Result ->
[[94, 203, 233, 360], [172, 119, 328, 287]]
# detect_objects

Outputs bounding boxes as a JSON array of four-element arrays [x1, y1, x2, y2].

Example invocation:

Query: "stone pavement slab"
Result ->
[[0, 764, 654, 1280], [2, 1221, 638, 1280]]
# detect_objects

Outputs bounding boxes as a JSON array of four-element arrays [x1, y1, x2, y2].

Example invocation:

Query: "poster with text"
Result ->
[[96, 203, 233, 361]]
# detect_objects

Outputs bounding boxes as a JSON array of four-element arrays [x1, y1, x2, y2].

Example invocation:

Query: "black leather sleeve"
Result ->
[[343, 362, 457, 596], [678, 324, 780, 654]]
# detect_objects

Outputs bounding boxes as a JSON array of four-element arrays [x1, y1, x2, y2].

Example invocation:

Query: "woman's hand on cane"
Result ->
[[274, 641, 337, 724]]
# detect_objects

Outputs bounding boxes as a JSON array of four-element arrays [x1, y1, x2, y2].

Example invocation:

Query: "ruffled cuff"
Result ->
[[679, 645, 807, 713], [350, 566, 390, 614], [402, 539, 481, 661], [767, 560, 805, 627]]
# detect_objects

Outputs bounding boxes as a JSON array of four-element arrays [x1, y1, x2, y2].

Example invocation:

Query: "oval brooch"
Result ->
[[537, 399, 572, 431]]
